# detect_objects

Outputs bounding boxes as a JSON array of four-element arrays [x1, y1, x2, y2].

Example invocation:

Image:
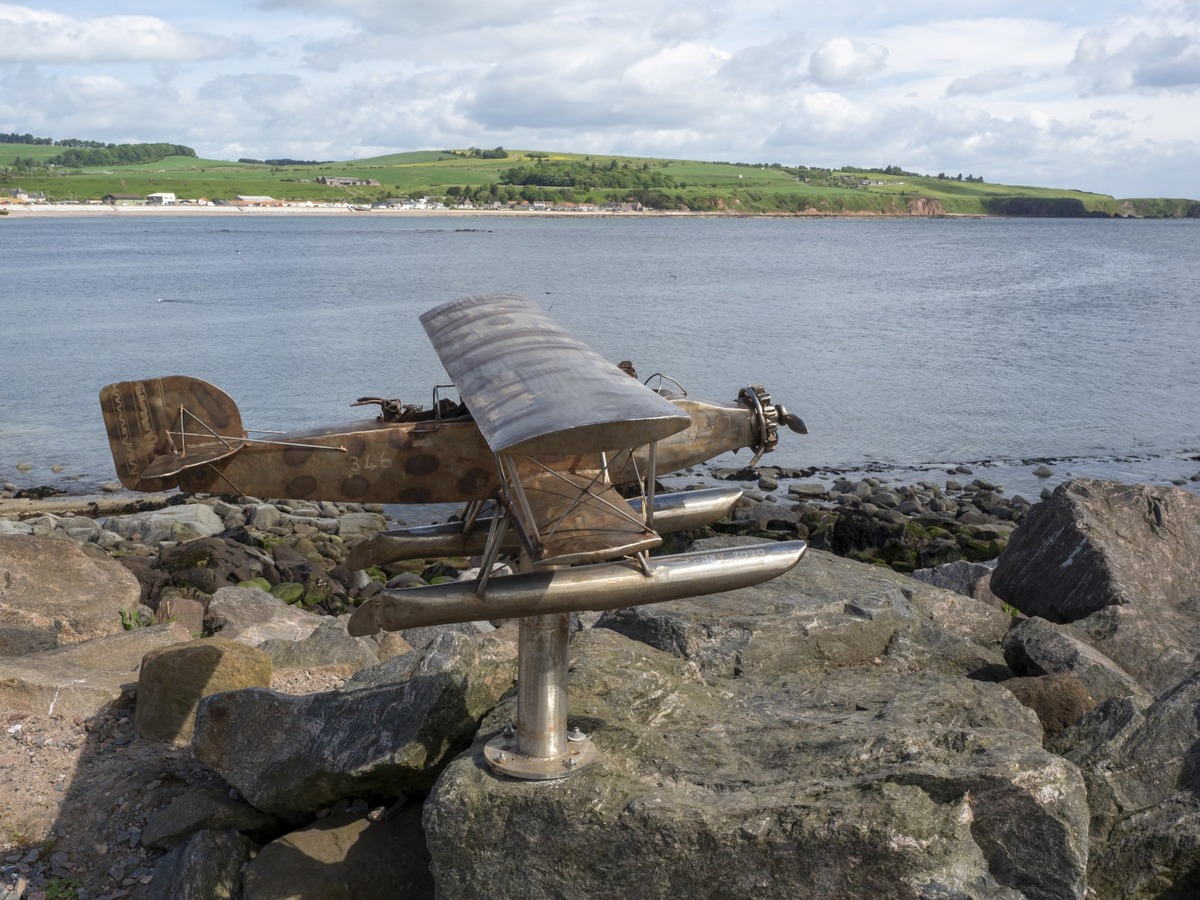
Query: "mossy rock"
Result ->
[[846, 550, 888, 568], [878, 540, 917, 572], [238, 577, 272, 592], [160, 547, 214, 573], [422, 562, 464, 582], [960, 524, 1006, 542], [799, 509, 827, 529], [271, 582, 305, 605], [291, 537, 325, 565], [916, 539, 964, 570], [301, 572, 335, 607], [384, 559, 429, 576], [322, 596, 353, 616], [957, 535, 1006, 561]]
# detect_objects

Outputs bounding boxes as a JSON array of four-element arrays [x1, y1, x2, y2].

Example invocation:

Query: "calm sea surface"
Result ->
[[2, 214, 1199, 502]]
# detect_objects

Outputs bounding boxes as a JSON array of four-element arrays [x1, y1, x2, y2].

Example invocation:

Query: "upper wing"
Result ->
[[420, 293, 690, 456], [421, 294, 692, 566]]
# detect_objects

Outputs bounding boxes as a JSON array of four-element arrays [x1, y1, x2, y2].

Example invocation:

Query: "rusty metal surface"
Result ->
[[100, 376, 245, 492], [421, 294, 691, 456], [506, 470, 660, 566], [100, 377, 796, 516], [117, 387, 775, 506], [175, 415, 499, 503]]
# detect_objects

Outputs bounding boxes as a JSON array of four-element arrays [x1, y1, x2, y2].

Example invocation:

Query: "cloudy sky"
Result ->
[[2, 1, 1199, 198]]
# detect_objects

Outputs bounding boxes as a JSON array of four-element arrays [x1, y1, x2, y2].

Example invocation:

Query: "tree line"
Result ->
[[499, 159, 680, 191], [1, 133, 160, 150], [238, 158, 334, 166], [446, 147, 510, 159], [46, 143, 197, 167]]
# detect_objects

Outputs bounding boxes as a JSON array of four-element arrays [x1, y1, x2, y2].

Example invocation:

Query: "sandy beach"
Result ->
[[0, 202, 702, 219]]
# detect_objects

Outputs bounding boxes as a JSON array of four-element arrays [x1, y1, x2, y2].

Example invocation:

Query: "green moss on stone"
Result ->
[[271, 582, 305, 605]]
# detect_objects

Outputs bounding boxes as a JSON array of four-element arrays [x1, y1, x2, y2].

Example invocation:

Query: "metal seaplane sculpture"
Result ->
[[100, 293, 808, 779]]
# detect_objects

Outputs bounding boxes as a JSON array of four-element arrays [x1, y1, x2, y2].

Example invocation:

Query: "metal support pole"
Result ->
[[483, 557, 597, 780], [516, 613, 569, 759]]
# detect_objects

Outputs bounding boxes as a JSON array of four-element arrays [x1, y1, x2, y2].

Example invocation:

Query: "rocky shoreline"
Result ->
[[0, 469, 1030, 629], [4, 476, 1200, 898]]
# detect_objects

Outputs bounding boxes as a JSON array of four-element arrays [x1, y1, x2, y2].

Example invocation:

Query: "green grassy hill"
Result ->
[[3, 142, 1197, 217]]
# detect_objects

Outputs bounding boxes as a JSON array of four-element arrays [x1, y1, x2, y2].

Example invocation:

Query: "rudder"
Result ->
[[99, 376, 246, 491]]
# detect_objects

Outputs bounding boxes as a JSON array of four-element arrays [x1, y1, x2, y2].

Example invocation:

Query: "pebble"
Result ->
[[788, 483, 828, 499]]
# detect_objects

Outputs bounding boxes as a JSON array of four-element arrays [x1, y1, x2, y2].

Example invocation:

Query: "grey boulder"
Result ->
[[0, 622, 192, 720], [205, 584, 322, 646], [425, 627, 1089, 900], [1, 534, 142, 656], [242, 805, 432, 899], [598, 540, 1012, 680], [103, 504, 225, 545], [992, 479, 1200, 693], [192, 629, 518, 822], [1002, 616, 1149, 704], [146, 828, 256, 900]]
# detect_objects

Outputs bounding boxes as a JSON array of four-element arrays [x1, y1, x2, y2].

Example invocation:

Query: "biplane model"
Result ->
[[100, 293, 808, 778]]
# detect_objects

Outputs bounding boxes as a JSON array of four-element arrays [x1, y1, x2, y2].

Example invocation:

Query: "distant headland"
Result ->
[[3, 135, 1198, 217]]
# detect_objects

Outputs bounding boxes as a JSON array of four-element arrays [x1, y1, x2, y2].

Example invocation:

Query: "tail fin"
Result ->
[[99, 376, 246, 492]]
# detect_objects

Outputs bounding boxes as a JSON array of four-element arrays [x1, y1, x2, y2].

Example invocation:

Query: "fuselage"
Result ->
[[174, 398, 758, 504]]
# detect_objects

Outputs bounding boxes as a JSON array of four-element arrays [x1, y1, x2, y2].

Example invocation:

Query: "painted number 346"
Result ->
[[348, 453, 392, 473]]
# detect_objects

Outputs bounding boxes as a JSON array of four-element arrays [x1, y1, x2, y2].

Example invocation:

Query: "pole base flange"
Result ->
[[483, 733, 597, 780]]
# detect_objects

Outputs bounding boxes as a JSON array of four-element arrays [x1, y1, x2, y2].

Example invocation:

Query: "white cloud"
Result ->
[[1, 1, 1199, 197], [256, 0, 563, 34], [1070, 27, 1200, 93], [808, 37, 888, 87], [0, 4, 242, 64], [947, 68, 1034, 96]]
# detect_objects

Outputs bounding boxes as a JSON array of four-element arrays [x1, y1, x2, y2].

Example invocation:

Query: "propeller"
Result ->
[[776, 405, 808, 435]]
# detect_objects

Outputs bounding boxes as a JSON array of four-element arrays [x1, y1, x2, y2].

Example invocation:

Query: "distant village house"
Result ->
[[316, 176, 380, 187], [4, 188, 46, 204]]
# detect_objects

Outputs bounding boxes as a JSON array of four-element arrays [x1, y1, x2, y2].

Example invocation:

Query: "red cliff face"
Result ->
[[906, 196, 945, 215]]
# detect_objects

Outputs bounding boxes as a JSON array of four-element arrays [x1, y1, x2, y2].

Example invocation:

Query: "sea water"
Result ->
[[2, 214, 1198, 500]]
